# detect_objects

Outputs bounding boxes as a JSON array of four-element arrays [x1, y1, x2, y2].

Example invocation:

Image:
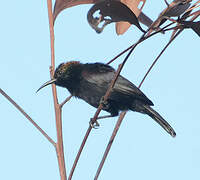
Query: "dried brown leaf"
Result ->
[[53, 0, 98, 22], [53, 0, 151, 35], [116, 0, 146, 35], [87, 1, 145, 33]]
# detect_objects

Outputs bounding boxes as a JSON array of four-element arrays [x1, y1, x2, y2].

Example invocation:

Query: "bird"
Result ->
[[37, 61, 176, 137]]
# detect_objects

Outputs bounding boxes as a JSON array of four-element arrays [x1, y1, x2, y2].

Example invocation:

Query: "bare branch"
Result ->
[[94, 111, 127, 180], [138, 29, 183, 88], [188, 9, 200, 17], [68, 126, 92, 180], [185, 0, 200, 13], [107, 22, 175, 65], [164, 0, 169, 7], [60, 95, 72, 108], [47, 0, 67, 179], [0, 88, 56, 146], [139, 9, 200, 89]]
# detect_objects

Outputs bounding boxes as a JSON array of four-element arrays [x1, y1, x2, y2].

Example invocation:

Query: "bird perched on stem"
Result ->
[[37, 61, 176, 137]]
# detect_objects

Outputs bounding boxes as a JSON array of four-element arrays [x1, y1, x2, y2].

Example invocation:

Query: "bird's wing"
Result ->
[[81, 63, 117, 93], [113, 75, 153, 105], [82, 63, 153, 106]]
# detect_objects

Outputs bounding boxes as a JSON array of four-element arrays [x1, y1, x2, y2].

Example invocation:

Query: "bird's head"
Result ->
[[37, 61, 80, 92]]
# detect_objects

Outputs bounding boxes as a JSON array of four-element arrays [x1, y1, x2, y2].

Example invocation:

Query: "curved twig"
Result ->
[[94, 111, 126, 180], [138, 29, 183, 88], [139, 9, 200, 88], [0, 88, 56, 146], [107, 22, 175, 65], [60, 95, 72, 108]]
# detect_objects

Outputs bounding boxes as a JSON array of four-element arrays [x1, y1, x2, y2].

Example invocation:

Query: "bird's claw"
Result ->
[[89, 118, 100, 129]]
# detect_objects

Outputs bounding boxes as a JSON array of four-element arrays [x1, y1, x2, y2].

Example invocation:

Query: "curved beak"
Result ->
[[36, 79, 57, 93]]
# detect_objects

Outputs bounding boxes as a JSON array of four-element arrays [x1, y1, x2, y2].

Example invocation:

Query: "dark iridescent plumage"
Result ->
[[38, 61, 176, 137]]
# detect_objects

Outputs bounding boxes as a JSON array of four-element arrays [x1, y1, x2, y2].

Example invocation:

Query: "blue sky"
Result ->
[[1, 1, 200, 180]]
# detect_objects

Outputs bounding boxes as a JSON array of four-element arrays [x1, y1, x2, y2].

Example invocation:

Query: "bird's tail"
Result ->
[[142, 105, 176, 137]]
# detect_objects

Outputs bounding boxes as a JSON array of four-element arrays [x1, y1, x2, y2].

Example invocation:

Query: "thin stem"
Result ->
[[94, 111, 126, 180], [0, 88, 56, 146], [107, 22, 175, 65], [108, 0, 199, 67], [190, 9, 200, 20], [68, 126, 92, 180], [60, 95, 72, 108], [47, 0, 67, 179], [138, 29, 183, 88], [139, 10, 200, 89], [164, 0, 169, 6], [186, 0, 200, 13], [188, 9, 200, 17]]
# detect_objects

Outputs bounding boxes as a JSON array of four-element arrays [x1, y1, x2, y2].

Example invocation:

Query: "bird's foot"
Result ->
[[89, 118, 100, 129]]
